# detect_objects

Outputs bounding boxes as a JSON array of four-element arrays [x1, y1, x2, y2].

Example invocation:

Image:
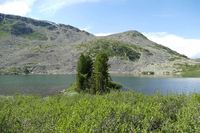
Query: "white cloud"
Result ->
[[39, 0, 100, 13], [144, 32, 200, 58], [0, 0, 100, 16], [0, 0, 36, 16]]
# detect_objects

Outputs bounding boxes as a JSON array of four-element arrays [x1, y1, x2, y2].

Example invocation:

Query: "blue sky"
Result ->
[[0, 0, 200, 58]]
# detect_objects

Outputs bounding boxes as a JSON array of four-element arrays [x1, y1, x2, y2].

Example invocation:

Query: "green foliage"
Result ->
[[0, 18, 47, 40], [0, 63, 35, 75], [0, 92, 200, 132], [108, 81, 122, 90], [30, 44, 50, 53], [195, 58, 200, 62], [0, 65, 33, 75], [181, 63, 200, 77], [0, 18, 14, 31], [79, 39, 142, 61], [76, 53, 120, 94], [168, 56, 182, 61], [24, 32, 48, 41], [0, 19, 13, 38], [93, 53, 110, 94], [76, 54, 93, 92], [0, 31, 9, 38], [63, 83, 79, 96], [3, 67, 22, 75]]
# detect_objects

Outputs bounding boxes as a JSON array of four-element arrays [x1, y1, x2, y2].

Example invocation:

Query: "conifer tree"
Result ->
[[76, 54, 93, 92], [93, 53, 110, 94]]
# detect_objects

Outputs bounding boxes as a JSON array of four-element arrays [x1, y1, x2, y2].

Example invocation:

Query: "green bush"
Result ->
[[0, 91, 200, 132]]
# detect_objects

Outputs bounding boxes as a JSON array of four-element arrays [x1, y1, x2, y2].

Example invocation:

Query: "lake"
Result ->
[[0, 75, 200, 96]]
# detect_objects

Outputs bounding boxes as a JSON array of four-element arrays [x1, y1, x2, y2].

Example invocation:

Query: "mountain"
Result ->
[[0, 13, 197, 76]]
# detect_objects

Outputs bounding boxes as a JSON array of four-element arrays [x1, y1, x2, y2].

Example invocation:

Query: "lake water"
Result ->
[[0, 75, 200, 96]]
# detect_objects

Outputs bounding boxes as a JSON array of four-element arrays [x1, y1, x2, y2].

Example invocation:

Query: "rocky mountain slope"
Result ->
[[0, 13, 197, 76]]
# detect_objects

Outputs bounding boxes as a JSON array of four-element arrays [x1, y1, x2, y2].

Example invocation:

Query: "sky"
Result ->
[[0, 0, 200, 58]]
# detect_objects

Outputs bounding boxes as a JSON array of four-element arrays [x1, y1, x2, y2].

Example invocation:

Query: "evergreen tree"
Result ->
[[84, 55, 93, 79], [93, 53, 110, 94], [84, 55, 93, 91], [76, 53, 120, 94], [76, 54, 93, 92]]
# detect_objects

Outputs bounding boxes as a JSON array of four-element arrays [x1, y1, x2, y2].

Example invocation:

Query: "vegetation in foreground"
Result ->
[[1, 91, 200, 132]]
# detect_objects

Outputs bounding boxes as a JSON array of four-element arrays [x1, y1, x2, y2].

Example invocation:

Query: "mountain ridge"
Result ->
[[0, 13, 197, 76]]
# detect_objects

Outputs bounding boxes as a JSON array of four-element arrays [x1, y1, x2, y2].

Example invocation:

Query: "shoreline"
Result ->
[[0, 72, 199, 78]]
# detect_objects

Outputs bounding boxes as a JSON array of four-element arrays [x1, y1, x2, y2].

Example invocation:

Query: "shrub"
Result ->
[[1, 92, 199, 132]]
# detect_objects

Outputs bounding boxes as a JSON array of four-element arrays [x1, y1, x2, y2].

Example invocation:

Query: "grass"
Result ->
[[0, 91, 200, 132], [168, 56, 182, 61], [0, 67, 22, 75], [24, 32, 48, 41], [0, 18, 48, 41], [181, 63, 200, 77], [195, 58, 200, 62], [0, 18, 16, 34], [0, 20, 12, 38], [0, 66, 33, 75], [0, 32, 8, 39], [78, 39, 147, 61], [30, 44, 50, 53]]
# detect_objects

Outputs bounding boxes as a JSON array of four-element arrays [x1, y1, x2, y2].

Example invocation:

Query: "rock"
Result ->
[[11, 22, 33, 36], [0, 14, 4, 22]]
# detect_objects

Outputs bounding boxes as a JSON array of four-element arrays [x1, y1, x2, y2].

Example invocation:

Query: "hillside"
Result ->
[[0, 13, 94, 74], [0, 13, 198, 76]]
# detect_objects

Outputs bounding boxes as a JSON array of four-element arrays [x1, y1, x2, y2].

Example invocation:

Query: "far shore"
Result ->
[[0, 72, 195, 78]]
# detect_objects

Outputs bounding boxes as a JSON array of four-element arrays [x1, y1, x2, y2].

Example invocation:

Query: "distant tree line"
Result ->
[[76, 53, 122, 94]]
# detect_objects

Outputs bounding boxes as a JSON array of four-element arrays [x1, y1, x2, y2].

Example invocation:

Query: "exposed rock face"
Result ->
[[0, 15, 4, 22], [0, 13, 196, 75], [11, 22, 33, 36]]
